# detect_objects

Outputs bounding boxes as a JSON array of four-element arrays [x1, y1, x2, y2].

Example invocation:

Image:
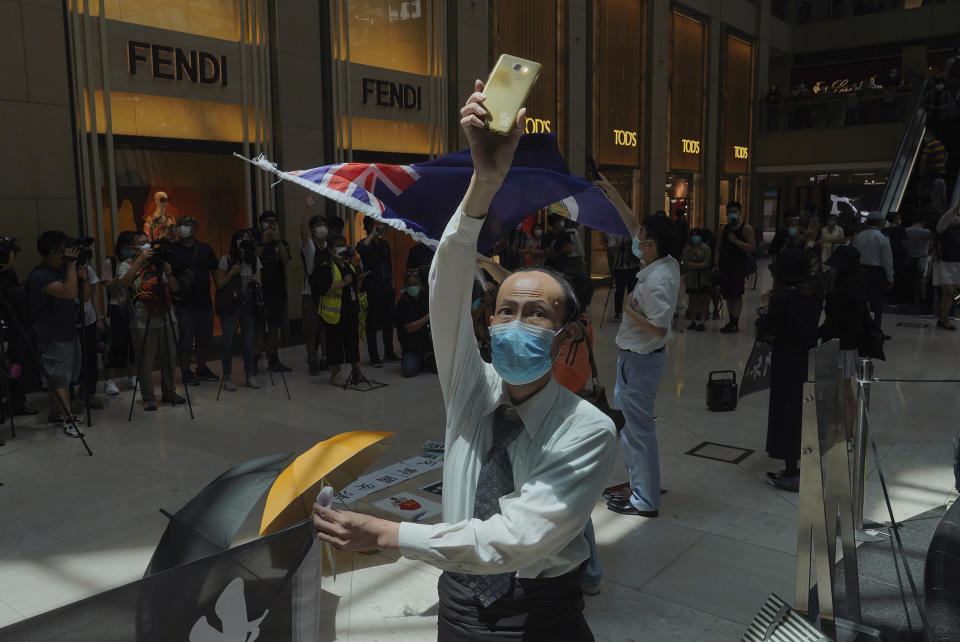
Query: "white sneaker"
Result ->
[[223, 378, 237, 392], [246, 376, 261, 389], [128, 376, 138, 389], [331, 372, 347, 387], [104, 380, 120, 396], [63, 421, 85, 438]]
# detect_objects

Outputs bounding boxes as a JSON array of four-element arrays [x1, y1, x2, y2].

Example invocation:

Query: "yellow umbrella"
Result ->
[[260, 431, 394, 536]]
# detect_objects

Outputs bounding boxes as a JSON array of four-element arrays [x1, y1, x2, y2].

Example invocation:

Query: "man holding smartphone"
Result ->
[[313, 80, 616, 640]]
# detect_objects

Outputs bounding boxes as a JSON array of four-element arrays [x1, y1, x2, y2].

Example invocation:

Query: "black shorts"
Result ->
[[719, 269, 746, 299]]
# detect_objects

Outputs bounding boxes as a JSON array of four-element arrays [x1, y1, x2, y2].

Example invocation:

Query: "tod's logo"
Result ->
[[525, 118, 552, 133], [682, 138, 701, 154]]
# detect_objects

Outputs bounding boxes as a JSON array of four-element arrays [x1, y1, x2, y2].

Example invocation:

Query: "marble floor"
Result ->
[[0, 266, 957, 640]]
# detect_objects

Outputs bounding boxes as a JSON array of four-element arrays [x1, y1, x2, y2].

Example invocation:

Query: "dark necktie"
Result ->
[[456, 404, 525, 607]]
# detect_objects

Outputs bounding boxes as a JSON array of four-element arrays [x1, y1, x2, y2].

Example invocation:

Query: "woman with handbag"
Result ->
[[759, 248, 822, 492], [215, 229, 263, 391]]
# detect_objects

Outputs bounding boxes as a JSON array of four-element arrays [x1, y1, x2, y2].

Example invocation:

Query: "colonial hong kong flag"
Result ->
[[236, 134, 630, 252]]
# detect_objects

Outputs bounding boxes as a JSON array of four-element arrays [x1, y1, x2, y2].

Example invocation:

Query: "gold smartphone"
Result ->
[[482, 54, 542, 135]]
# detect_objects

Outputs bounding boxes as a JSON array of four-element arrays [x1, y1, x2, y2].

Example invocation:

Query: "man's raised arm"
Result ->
[[428, 80, 525, 406]]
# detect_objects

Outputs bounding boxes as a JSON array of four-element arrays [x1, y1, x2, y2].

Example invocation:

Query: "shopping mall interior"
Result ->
[[1, 1, 959, 640]]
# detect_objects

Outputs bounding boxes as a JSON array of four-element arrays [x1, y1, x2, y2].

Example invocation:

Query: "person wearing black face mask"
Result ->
[[714, 201, 756, 333], [394, 271, 435, 378]]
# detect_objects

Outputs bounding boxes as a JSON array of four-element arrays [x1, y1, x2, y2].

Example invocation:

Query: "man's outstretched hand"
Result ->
[[460, 79, 525, 186], [312, 504, 400, 552], [459, 79, 526, 218]]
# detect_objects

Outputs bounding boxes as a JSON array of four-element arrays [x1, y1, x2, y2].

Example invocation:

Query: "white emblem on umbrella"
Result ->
[[189, 577, 269, 642]]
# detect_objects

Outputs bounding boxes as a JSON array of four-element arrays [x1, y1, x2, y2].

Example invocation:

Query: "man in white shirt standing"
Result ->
[[852, 210, 894, 334], [595, 178, 681, 517], [312, 82, 617, 640]]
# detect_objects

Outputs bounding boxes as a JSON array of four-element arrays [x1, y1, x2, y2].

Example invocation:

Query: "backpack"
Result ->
[[130, 263, 172, 316]]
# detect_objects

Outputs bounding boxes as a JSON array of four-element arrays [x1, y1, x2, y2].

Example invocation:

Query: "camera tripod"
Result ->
[[126, 269, 195, 421], [0, 294, 92, 456], [215, 278, 293, 401]]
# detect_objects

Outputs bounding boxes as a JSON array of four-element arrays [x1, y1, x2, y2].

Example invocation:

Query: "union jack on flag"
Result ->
[[238, 134, 629, 251]]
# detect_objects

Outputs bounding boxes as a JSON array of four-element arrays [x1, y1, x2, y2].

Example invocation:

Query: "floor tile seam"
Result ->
[[635, 531, 707, 590], [699, 529, 801, 560], [639, 490, 799, 524], [634, 586, 753, 627]]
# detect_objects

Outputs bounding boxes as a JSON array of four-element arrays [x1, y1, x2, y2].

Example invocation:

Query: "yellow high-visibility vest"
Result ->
[[319, 262, 342, 324]]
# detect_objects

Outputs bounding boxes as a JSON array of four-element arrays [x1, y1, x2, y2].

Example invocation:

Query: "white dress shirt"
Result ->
[[851, 227, 894, 282], [615, 255, 682, 354], [397, 208, 617, 578]]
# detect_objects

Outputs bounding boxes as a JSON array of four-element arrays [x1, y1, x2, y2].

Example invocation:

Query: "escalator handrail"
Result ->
[[878, 77, 933, 217]]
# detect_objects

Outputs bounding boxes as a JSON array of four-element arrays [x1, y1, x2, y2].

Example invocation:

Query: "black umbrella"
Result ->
[[0, 521, 317, 642], [145, 453, 291, 576]]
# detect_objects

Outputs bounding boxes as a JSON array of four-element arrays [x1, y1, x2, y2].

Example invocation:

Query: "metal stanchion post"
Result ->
[[852, 358, 873, 531]]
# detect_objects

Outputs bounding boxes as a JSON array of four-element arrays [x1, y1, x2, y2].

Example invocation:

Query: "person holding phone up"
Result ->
[[313, 79, 616, 641]]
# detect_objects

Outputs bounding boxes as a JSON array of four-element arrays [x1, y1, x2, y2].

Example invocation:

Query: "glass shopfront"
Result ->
[[590, 0, 644, 278], [492, 0, 564, 147], [668, 10, 707, 227], [70, 0, 272, 266], [328, 0, 450, 294]]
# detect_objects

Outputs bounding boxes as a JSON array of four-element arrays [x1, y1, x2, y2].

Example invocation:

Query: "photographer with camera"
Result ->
[[24, 232, 85, 436], [169, 216, 220, 385], [76, 256, 105, 410], [0, 238, 39, 420], [215, 229, 263, 391], [255, 211, 292, 373], [301, 196, 329, 376], [101, 231, 137, 395], [318, 234, 364, 386], [117, 232, 186, 412], [358, 217, 399, 368]]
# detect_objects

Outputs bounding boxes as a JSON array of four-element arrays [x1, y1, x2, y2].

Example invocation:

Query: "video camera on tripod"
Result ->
[[0, 237, 20, 269], [142, 239, 176, 268], [63, 237, 94, 264]]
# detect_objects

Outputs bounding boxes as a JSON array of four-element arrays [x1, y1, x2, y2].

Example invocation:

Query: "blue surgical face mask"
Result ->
[[489, 319, 561, 385], [728, 212, 739, 223], [406, 285, 421, 298], [119, 248, 134, 260], [631, 236, 644, 259], [788, 227, 799, 237], [691, 235, 702, 245]]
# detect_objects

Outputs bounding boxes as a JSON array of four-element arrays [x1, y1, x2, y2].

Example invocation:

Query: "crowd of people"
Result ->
[[0, 191, 450, 439]]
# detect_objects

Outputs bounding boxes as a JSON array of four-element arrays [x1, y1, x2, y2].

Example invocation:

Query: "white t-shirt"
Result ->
[[615, 255, 682, 354], [218, 256, 262, 291], [301, 238, 326, 296], [821, 225, 844, 263], [82, 263, 100, 327]]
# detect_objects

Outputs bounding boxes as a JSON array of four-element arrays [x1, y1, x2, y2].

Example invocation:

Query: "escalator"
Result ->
[[877, 78, 959, 224]]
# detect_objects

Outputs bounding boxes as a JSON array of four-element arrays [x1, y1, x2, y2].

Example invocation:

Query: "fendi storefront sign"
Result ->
[[127, 42, 228, 86], [350, 63, 432, 125]]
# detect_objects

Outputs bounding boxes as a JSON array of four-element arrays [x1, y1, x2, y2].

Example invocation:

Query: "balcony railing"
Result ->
[[759, 84, 922, 131]]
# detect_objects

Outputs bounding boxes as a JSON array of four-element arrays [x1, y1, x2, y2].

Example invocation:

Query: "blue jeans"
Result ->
[[220, 302, 257, 378], [400, 350, 436, 378], [583, 518, 602, 589], [614, 348, 667, 512]]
